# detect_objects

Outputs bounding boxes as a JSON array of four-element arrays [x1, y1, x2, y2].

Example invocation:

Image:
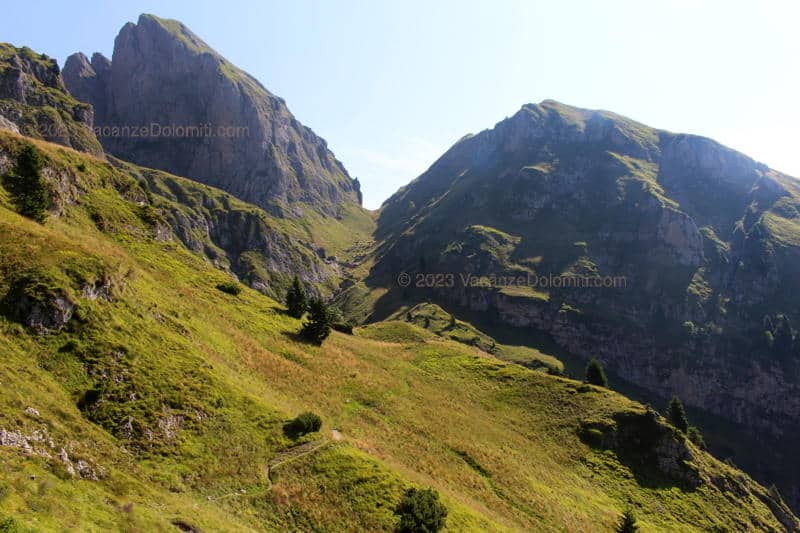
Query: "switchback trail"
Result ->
[[205, 431, 339, 501], [264, 438, 331, 489]]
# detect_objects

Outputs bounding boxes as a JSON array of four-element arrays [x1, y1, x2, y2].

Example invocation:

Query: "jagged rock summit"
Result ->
[[64, 14, 361, 217]]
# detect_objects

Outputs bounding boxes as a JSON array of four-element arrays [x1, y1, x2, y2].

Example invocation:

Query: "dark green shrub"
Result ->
[[300, 298, 332, 345], [687, 426, 705, 449], [76, 162, 86, 172], [667, 396, 689, 433], [585, 358, 608, 387], [0, 516, 20, 533], [332, 321, 354, 334], [3, 143, 50, 223], [394, 487, 447, 533], [216, 281, 241, 296], [616, 509, 639, 532], [283, 411, 322, 439], [285, 275, 308, 318]]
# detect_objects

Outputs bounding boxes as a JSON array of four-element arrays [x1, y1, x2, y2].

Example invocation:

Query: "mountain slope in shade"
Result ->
[[63, 14, 362, 219], [361, 99, 800, 510]]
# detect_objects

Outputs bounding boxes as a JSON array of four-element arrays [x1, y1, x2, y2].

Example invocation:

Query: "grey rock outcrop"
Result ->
[[0, 44, 102, 154]]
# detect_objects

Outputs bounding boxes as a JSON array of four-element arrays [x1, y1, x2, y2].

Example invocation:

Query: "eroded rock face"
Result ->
[[63, 14, 361, 218], [124, 165, 335, 298], [0, 424, 105, 480]]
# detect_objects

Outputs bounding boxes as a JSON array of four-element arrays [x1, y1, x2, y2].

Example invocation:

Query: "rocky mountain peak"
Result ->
[[63, 51, 111, 122], [64, 14, 362, 217], [63, 52, 91, 77]]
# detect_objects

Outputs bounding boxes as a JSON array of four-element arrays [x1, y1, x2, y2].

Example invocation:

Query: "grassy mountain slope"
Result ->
[[358, 99, 800, 511], [0, 135, 796, 531], [387, 302, 563, 373], [0, 130, 369, 302]]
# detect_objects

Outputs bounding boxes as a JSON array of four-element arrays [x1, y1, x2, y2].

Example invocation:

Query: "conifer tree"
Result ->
[[285, 275, 308, 318], [300, 297, 332, 345], [616, 509, 639, 533], [667, 396, 689, 433], [585, 358, 608, 387], [3, 143, 49, 223]]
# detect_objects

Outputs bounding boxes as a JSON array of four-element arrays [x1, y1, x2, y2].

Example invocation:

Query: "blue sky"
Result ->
[[3, 1, 798, 208]]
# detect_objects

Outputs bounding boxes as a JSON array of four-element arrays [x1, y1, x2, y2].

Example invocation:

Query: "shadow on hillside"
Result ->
[[579, 410, 701, 492], [280, 330, 318, 346]]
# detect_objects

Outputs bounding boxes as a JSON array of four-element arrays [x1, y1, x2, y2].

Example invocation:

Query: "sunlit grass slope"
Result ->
[[0, 134, 794, 532]]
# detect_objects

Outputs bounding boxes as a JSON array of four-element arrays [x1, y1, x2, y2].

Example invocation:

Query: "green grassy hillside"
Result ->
[[387, 302, 563, 373], [0, 130, 370, 302], [0, 135, 796, 531], [364, 100, 800, 513]]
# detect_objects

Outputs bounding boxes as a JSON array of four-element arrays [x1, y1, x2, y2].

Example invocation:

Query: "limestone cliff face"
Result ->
[[372, 99, 800, 510], [63, 14, 361, 218], [0, 44, 102, 154]]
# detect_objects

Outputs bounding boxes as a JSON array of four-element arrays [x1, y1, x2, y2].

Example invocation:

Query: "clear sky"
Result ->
[[2, 1, 798, 208]]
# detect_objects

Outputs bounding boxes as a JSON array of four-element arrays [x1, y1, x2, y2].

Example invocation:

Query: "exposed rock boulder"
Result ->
[[0, 113, 19, 134], [1, 275, 76, 334]]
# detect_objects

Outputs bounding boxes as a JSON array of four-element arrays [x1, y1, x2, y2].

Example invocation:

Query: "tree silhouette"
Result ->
[[285, 275, 308, 318], [300, 297, 332, 345], [616, 509, 639, 532], [667, 396, 689, 433], [585, 358, 608, 387], [3, 143, 49, 223]]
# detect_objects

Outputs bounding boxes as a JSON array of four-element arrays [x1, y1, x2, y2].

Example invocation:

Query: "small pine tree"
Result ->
[[3, 143, 49, 223], [395, 487, 448, 533], [616, 509, 639, 533], [300, 297, 332, 345], [285, 275, 308, 318], [585, 358, 608, 387], [667, 396, 689, 433]]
